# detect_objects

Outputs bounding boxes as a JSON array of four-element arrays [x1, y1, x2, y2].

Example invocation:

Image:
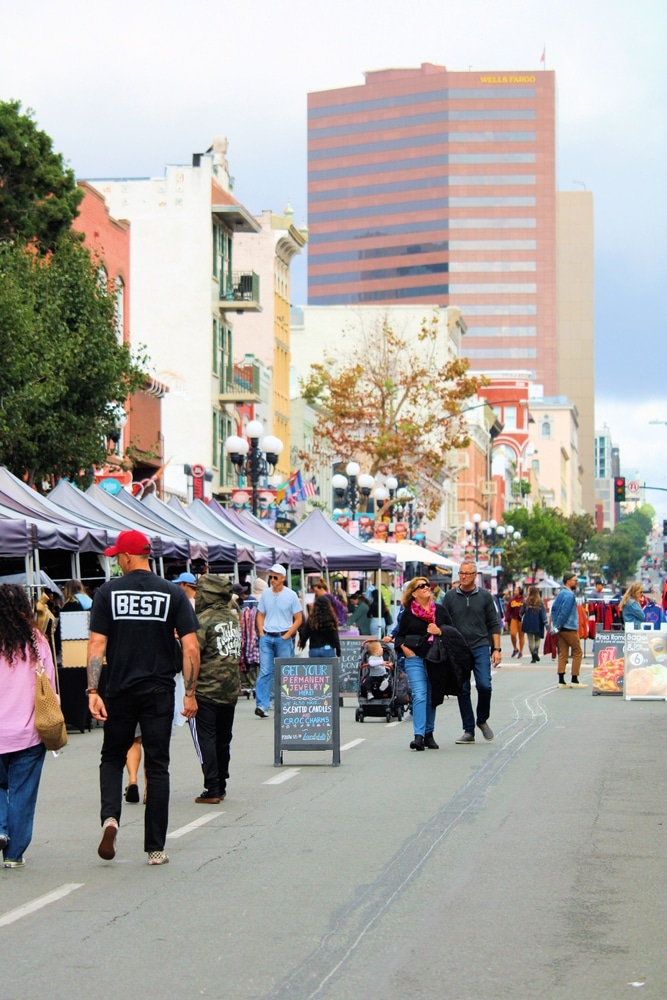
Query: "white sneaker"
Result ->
[[147, 850, 170, 865]]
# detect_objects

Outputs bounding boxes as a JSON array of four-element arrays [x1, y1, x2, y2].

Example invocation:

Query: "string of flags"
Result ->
[[275, 470, 318, 506]]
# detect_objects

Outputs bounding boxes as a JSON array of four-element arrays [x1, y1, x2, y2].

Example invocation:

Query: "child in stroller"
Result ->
[[356, 640, 405, 722], [360, 641, 392, 699]]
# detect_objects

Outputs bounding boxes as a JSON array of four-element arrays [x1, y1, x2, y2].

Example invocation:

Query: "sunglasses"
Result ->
[[414, 582, 430, 590], [268, 575, 281, 582]]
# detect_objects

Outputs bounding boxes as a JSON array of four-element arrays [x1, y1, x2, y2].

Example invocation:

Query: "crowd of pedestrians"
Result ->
[[4, 538, 662, 870]]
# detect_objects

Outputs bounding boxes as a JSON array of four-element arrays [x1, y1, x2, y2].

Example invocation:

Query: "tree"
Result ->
[[0, 100, 83, 252], [565, 512, 597, 561], [503, 507, 573, 578], [592, 504, 655, 583], [0, 236, 147, 488], [299, 313, 487, 516]]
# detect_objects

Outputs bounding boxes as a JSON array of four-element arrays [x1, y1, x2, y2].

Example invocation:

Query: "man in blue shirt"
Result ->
[[254, 564, 303, 718], [550, 572, 586, 688]]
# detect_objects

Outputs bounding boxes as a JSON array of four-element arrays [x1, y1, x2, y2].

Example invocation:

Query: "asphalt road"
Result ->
[[1, 641, 664, 1000]]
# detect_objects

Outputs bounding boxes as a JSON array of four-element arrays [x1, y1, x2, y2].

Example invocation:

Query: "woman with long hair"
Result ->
[[299, 596, 341, 658], [394, 576, 453, 751], [61, 579, 92, 612], [521, 586, 548, 663], [619, 582, 645, 628], [0, 584, 58, 868]]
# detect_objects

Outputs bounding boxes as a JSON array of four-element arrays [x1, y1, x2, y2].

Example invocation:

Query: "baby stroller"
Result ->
[[355, 640, 406, 723]]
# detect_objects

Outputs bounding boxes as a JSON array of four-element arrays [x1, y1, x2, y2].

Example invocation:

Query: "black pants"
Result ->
[[188, 698, 235, 797], [100, 682, 174, 852]]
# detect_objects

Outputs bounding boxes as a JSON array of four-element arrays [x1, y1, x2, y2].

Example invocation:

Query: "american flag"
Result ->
[[303, 476, 318, 499]]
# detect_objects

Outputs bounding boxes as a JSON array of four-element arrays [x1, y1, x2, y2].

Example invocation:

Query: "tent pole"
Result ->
[[159, 556, 165, 578], [25, 553, 33, 592]]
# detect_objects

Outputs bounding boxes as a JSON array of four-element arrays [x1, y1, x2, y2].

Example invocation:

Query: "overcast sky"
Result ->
[[2, 0, 665, 516]]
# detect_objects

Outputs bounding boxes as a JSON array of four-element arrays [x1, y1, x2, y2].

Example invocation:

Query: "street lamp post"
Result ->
[[464, 512, 485, 560], [332, 461, 375, 517], [373, 477, 425, 541], [482, 519, 499, 565], [224, 420, 283, 517]]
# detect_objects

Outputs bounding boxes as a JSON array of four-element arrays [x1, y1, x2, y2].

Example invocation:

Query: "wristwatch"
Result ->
[[85, 687, 97, 695], [492, 648, 502, 653]]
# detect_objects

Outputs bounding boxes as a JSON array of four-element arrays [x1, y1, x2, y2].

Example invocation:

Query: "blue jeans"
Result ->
[[367, 617, 383, 638], [0, 741, 47, 863], [100, 682, 174, 852], [458, 645, 492, 734], [404, 655, 436, 737], [256, 635, 294, 710], [311, 645, 336, 658]]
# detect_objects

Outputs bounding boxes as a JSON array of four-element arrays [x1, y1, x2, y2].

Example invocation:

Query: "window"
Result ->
[[212, 318, 220, 375], [504, 406, 517, 430], [220, 325, 233, 393], [541, 419, 551, 440], [212, 410, 220, 469]]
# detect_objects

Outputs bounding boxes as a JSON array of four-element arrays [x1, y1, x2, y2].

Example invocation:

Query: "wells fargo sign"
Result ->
[[479, 75, 536, 84]]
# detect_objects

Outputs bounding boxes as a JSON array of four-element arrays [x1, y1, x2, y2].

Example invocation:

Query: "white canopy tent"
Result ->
[[366, 540, 458, 570]]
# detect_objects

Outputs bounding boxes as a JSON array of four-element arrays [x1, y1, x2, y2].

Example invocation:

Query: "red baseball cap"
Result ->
[[105, 530, 152, 557]]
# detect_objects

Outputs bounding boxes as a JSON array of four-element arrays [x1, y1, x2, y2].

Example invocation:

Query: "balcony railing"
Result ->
[[218, 360, 262, 403], [219, 271, 260, 311]]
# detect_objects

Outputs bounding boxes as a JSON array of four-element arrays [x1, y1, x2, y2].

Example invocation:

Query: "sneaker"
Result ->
[[570, 678, 588, 688], [195, 791, 221, 804], [558, 681, 570, 689], [455, 731, 475, 744], [424, 732, 440, 749], [98, 818, 118, 860], [3, 860, 25, 869], [254, 707, 269, 718], [125, 783, 140, 803], [511, 650, 518, 658], [147, 851, 169, 866], [477, 722, 494, 741], [0, 834, 7, 853]]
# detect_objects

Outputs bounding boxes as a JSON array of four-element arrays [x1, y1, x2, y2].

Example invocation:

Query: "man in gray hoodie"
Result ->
[[442, 562, 502, 744]]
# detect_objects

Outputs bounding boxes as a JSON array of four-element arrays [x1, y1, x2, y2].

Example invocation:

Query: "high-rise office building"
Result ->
[[307, 63, 557, 391]]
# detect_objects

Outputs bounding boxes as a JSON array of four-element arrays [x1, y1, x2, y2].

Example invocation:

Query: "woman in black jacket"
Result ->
[[299, 596, 341, 658], [395, 576, 454, 751]]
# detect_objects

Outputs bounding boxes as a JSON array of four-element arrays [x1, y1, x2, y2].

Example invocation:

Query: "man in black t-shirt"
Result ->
[[87, 530, 200, 866]]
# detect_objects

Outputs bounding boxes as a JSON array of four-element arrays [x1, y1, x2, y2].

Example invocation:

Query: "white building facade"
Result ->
[[89, 139, 261, 499]]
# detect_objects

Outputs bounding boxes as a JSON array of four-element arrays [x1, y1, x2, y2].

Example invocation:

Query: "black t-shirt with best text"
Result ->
[[90, 570, 199, 697]]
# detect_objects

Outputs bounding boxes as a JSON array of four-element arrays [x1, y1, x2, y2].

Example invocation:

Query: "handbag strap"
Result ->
[[32, 630, 61, 697]]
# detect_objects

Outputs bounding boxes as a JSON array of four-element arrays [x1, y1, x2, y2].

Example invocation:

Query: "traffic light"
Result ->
[[614, 477, 626, 502]]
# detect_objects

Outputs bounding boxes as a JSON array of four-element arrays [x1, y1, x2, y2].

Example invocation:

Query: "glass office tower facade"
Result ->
[[307, 64, 557, 392]]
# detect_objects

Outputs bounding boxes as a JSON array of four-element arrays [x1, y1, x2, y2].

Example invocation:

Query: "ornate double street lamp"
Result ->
[[224, 420, 283, 517], [482, 519, 501, 566], [372, 478, 426, 541], [332, 462, 375, 517], [464, 513, 485, 561]]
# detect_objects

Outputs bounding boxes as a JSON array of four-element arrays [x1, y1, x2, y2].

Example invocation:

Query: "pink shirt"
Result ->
[[0, 631, 57, 753]]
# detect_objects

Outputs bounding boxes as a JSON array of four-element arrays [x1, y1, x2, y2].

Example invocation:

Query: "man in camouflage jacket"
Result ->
[[188, 575, 241, 804]]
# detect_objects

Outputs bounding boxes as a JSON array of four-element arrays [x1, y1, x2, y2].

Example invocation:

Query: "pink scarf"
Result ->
[[410, 598, 436, 642]]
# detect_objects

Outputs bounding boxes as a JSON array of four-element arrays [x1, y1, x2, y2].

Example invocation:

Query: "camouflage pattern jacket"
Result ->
[[195, 575, 241, 705]]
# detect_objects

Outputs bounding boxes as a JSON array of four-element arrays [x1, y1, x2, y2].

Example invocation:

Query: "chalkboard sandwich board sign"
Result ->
[[274, 657, 340, 766]]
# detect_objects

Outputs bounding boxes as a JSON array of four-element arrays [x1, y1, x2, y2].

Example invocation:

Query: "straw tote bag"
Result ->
[[34, 661, 68, 751]]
